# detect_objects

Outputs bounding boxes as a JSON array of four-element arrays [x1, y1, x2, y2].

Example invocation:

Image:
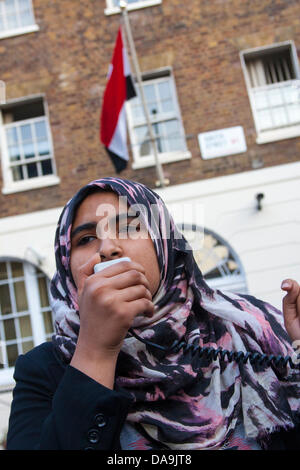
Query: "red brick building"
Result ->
[[0, 0, 299, 217]]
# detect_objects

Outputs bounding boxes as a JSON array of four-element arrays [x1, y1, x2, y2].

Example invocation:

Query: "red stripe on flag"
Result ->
[[100, 27, 126, 147]]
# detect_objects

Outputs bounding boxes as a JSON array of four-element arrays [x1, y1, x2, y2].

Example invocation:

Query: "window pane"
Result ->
[[6, 13, 18, 29], [5, 0, 17, 14], [158, 81, 172, 100], [20, 124, 32, 142], [43, 310, 54, 335], [20, 8, 34, 26], [3, 318, 16, 340], [6, 127, 18, 146], [38, 277, 49, 308], [12, 165, 24, 181], [19, 315, 32, 338], [11, 262, 24, 278], [253, 91, 268, 110], [164, 120, 185, 151], [0, 284, 12, 315], [35, 120, 47, 140], [131, 103, 144, 123], [23, 142, 35, 159], [268, 88, 284, 106], [287, 104, 300, 124], [18, 0, 31, 9], [135, 125, 148, 142], [161, 99, 174, 113], [41, 159, 53, 175], [37, 140, 50, 156], [272, 107, 288, 127], [283, 84, 298, 104], [27, 162, 38, 178], [143, 84, 156, 103], [14, 281, 28, 312], [7, 343, 18, 367], [135, 126, 151, 157], [21, 340, 34, 354], [8, 145, 21, 161], [0, 262, 8, 281], [257, 109, 273, 130], [163, 119, 178, 134], [0, 15, 4, 31]]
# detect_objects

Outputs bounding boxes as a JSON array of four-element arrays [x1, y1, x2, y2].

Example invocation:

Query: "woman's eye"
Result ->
[[119, 224, 140, 234], [77, 235, 96, 246]]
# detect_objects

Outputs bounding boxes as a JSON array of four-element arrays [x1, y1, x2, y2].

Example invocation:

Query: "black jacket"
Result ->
[[6, 341, 300, 450], [6, 342, 133, 450]]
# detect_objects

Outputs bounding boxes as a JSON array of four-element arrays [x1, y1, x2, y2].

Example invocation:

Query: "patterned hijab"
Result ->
[[50, 177, 300, 449]]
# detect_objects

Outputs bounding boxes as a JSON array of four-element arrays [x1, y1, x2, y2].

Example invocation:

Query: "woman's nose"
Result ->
[[98, 237, 123, 261]]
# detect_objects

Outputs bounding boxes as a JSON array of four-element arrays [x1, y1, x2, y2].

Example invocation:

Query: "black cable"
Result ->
[[128, 328, 300, 369]]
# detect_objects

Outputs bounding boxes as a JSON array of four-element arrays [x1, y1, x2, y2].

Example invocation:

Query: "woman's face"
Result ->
[[70, 191, 161, 297]]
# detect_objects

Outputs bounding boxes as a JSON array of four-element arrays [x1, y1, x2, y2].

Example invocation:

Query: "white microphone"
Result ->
[[93, 257, 131, 273]]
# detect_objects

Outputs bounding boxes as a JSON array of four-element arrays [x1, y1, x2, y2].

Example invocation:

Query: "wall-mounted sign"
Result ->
[[198, 126, 247, 160]]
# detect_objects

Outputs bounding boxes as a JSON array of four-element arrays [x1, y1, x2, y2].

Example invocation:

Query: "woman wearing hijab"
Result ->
[[6, 177, 300, 450]]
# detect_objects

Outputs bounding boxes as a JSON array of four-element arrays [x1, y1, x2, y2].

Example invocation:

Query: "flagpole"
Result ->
[[120, 1, 168, 189]]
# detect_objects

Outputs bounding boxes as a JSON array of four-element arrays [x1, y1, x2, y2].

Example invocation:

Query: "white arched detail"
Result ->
[[179, 224, 248, 295]]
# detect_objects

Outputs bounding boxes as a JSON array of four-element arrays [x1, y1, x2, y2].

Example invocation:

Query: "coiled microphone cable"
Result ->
[[128, 328, 300, 369]]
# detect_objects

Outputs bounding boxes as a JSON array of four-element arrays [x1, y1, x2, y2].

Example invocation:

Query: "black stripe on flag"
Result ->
[[106, 148, 128, 174], [126, 75, 137, 100]]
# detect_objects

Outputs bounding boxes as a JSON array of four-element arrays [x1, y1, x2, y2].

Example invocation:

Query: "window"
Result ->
[[0, 96, 60, 194], [179, 225, 248, 294], [105, 0, 162, 15], [0, 260, 54, 384], [126, 70, 191, 169], [241, 41, 300, 144], [0, 0, 39, 39]]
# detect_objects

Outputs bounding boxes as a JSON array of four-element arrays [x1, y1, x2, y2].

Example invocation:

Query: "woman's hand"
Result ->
[[281, 278, 300, 343], [70, 253, 154, 387]]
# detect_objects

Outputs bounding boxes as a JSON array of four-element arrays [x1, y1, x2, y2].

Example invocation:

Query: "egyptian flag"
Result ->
[[100, 27, 136, 173]]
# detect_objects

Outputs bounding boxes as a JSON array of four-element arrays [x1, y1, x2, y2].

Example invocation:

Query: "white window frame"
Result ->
[[0, 259, 53, 386], [126, 70, 191, 169], [240, 41, 300, 144], [105, 0, 162, 16], [0, 95, 60, 195], [0, 0, 39, 40]]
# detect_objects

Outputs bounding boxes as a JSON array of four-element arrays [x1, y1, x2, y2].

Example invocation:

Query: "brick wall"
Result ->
[[0, 0, 299, 217]]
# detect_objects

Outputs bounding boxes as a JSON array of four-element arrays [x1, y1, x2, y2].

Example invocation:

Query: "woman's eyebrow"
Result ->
[[71, 222, 97, 240]]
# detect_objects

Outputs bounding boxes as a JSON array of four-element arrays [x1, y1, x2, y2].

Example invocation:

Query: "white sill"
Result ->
[[2, 175, 60, 195], [132, 150, 191, 170], [105, 0, 162, 15], [256, 124, 300, 144], [0, 24, 39, 40]]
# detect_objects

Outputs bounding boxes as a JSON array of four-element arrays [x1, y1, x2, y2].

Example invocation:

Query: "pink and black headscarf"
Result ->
[[50, 177, 300, 449]]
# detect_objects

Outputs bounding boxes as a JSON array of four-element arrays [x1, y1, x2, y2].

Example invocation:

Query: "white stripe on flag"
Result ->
[[122, 44, 131, 77], [108, 105, 129, 162]]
